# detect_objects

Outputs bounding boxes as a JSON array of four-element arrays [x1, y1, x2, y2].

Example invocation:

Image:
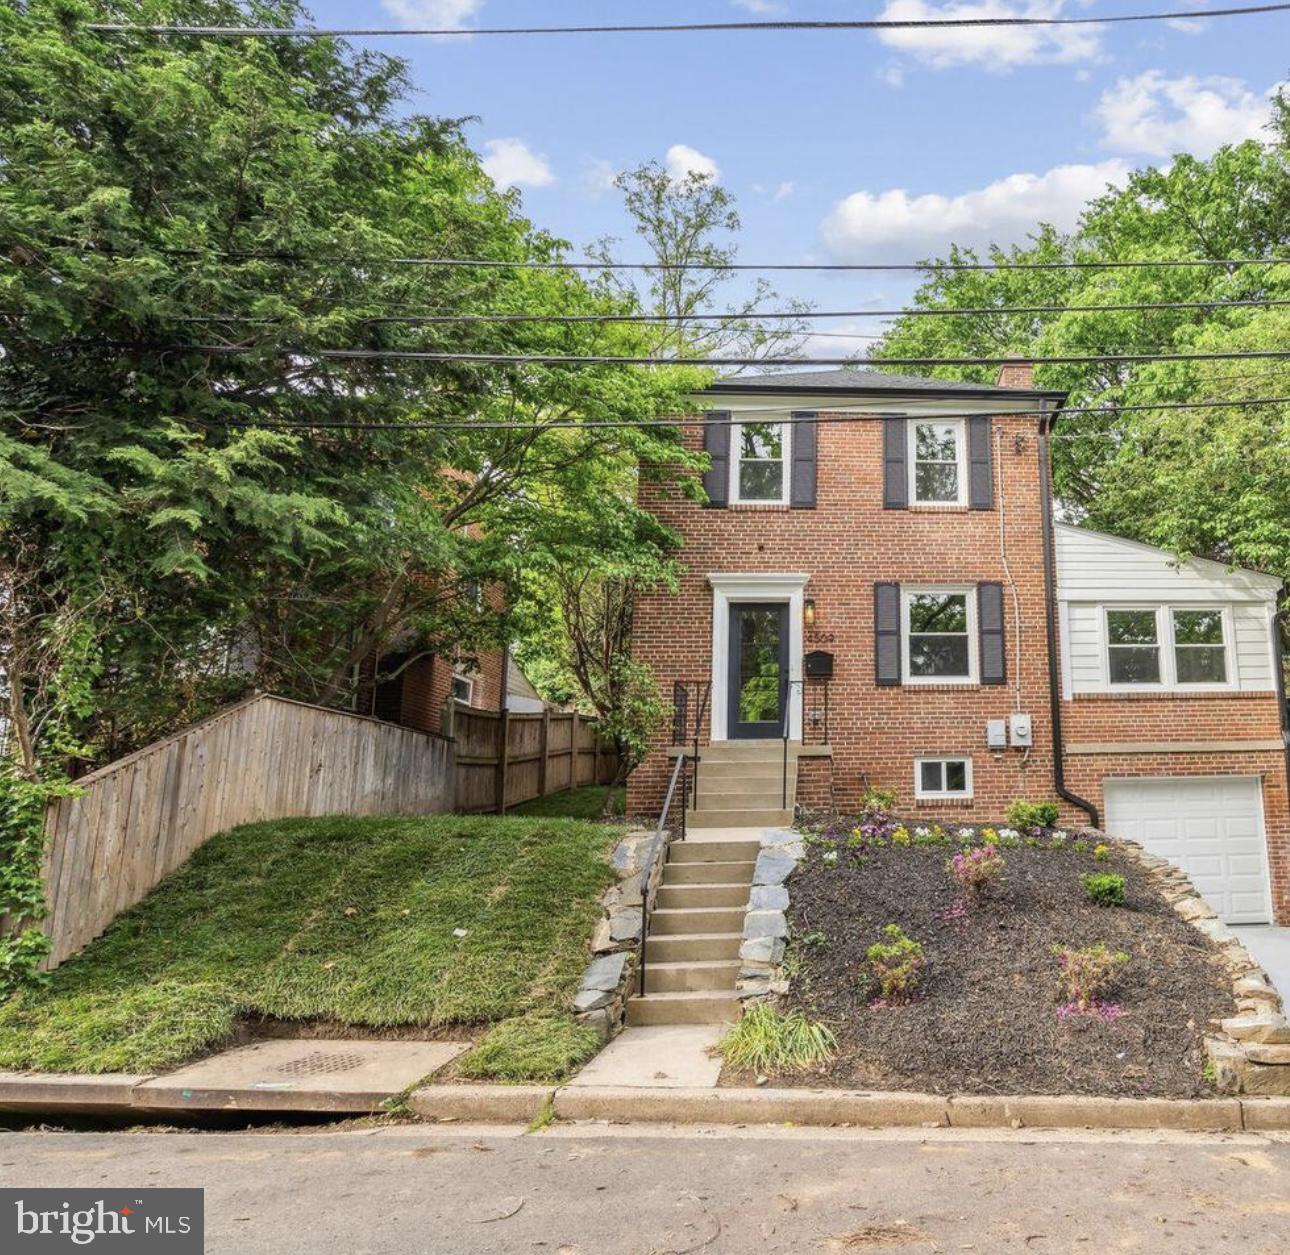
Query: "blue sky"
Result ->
[[307, 0, 1288, 347]]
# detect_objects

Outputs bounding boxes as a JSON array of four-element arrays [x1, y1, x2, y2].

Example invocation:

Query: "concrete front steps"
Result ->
[[626, 836, 759, 1027], [685, 741, 798, 830]]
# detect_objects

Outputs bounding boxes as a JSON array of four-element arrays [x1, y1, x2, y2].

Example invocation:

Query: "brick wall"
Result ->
[[628, 408, 1059, 821], [1058, 695, 1290, 922]]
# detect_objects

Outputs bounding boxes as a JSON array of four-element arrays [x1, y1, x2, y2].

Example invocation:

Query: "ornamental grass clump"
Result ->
[[716, 1003, 837, 1075], [865, 924, 925, 1006], [1053, 942, 1130, 1016], [946, 845, 1006, 900]]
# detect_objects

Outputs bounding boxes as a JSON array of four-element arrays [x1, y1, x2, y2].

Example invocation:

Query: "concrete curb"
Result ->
[[551, 1086, 1290, 1132], [408, 1085, 555, 1124], [0, 1072, 1286, 1131]]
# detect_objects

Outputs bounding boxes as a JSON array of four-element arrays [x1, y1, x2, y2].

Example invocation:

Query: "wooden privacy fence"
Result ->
[[38, 694, 455, 967], [452, 705, 619, 814]]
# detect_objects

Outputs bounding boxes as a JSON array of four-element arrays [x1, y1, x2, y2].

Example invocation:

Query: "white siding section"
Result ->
[[1056, 525, 1282, 696], [1056, 524, 1281, 602]]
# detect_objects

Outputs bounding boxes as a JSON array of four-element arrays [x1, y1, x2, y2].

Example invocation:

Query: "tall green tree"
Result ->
[[871, 121, 1290, 552]]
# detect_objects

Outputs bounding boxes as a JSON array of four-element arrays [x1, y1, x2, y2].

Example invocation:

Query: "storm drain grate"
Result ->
[[273, 1050, 368, 1078]]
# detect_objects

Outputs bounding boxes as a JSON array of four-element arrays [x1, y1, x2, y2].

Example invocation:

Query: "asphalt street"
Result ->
[[1, 1121, 1288, 1253]]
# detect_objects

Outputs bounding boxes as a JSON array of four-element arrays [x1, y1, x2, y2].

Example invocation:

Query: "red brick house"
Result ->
[[628, 365, 1290, 925]]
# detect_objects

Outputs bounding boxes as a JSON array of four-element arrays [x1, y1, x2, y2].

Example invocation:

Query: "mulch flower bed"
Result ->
[[772, 821, 1234, 1098]]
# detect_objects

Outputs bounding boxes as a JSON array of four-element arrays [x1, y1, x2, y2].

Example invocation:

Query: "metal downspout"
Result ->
[[1038, 400, 1100, 828]]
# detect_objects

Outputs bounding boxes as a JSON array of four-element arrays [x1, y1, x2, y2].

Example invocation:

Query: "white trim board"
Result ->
[[708, 572, 808, 742]]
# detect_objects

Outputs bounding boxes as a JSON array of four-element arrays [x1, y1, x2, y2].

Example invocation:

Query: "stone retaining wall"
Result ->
[[571, 828, 670, 1039], [736, 827, 803, 1002]]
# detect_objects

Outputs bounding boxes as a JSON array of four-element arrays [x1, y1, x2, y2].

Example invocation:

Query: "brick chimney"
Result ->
[[996, 357, 1034, 390]]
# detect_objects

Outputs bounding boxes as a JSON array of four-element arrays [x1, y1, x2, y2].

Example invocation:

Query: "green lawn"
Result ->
[[509, 785, 625, 820], [0, 813, 623, 1078]]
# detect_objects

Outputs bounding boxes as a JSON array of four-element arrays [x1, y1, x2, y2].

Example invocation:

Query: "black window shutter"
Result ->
[[978, 582, 1006, 685], [874, 582, 902, 686], [968, 415, 994, 510], [883, 418, 908, 509], [790, 411, 818, 508], [703, 410, 731, 508]]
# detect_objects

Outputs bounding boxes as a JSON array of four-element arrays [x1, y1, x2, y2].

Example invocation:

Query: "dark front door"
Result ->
[[728, 603, 790, 739]]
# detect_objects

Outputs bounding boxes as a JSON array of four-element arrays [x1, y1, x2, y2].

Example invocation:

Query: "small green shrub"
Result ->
[[1093, 843, 1112, 862], [1005, 799, 1061, 830], [1053, 943, 1129, 1011], [1081, 872, 1127, 907], [865, 924, 925, 1004], [862, 786, 898, 813], [716, 1004, 836, 1074], [800, 930, 828, 949]]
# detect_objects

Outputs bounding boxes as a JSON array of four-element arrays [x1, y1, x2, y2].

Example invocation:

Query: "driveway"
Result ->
[[1233, 925, 1290, 995], [2, 1124, 1287, 1254]]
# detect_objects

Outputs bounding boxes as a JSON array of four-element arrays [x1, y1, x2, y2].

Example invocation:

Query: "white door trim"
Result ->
[[708, 572, 808, 742]]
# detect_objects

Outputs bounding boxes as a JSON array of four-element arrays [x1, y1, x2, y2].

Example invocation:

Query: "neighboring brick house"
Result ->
[[628, 366, 1290, 925]]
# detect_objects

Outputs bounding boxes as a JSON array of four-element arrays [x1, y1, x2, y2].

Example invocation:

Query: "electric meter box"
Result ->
[[1009, 713, 1034, 747]]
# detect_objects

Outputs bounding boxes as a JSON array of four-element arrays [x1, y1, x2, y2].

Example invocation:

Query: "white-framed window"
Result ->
[[731, 419, 791, 504], [909, 418, 965, 506], [1105, 607, 1162, 685], [903, 588, 978, 684], [1103, 605, 1233, 689], [915, 756, 974, 799], [1171, 608, 1229, 684], [451, 673, 475, 704]]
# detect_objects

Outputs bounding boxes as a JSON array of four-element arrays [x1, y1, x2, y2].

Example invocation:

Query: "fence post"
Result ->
[[496, 709, 511, 815], [592, 725, 601, 786], [539, 708, 551, 797], [570, 710, 580, 788]]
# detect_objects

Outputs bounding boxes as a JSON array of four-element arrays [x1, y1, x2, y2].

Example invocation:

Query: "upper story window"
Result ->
[[452, 673, 475, 704], [909, 419, 965, 506], [1104, 606, 1231, 688], [732, 420, 790, 504], [1106, 609, 1160, 684], [904, 589, 977, 683]]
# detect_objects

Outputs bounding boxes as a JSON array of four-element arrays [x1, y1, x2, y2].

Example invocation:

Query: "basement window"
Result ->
[[915, 757, 973, 799]]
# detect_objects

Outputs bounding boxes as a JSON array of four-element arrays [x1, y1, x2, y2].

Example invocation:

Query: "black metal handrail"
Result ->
[[781, 678, 803, 810], [637, 749, 689, 997], [671, 679, 710, 806]]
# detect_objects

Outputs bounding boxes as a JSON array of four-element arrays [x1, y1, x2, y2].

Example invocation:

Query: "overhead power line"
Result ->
[[84, 344, 1290, 369], [193, 394, 1290, 435], [85, 4, 1290, 38], [172, 296, 1290, 326]]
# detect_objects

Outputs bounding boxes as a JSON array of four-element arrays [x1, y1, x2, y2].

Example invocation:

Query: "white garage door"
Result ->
[[1104, 776, 1270, 924]]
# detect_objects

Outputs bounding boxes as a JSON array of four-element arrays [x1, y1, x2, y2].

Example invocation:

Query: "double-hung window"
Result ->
[[909, 419, 965, 506], [451, 673, 475, 704], [1104, 606, 1231, 688], [1105, 609, 1161, 685], [904, 589, 976, 683], [731, 420, 790, 504], [1171, 609, 1228, 683]]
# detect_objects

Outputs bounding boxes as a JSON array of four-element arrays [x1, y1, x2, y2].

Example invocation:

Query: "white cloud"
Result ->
[[876, 0, 1103, 71], [480, 138, 556, 190], [820, 160, 1130, 262], [877, 63, 906, 88], [1094, 71, 1281, 159], [580, 158, 619, 199], [665, 144, 721, 183], [732, 0, 786, 12], [773, 181, 795, 203], [382, 0, 484, 33]]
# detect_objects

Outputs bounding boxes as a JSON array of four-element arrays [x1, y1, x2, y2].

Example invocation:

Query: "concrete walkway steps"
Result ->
[[626, 827, 763, 1027], [685, 741, 799, 830]]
